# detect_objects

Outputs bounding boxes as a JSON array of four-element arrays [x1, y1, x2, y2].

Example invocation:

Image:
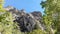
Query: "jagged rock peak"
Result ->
[[20, 9, 26, 12], [31, 11, 42, 17], [4, 6, 15, 11]]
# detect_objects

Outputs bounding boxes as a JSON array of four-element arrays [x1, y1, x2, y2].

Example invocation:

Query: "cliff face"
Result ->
[[4, 6, 46, 32]]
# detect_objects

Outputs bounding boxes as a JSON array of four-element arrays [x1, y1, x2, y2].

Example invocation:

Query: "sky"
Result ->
[[4, 0, 44, 14]]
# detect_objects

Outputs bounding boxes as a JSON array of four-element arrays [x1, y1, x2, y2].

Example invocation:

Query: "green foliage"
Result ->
[[27, 29, 47, 34], [41, 0, 60, 34], [0, 11, 23, 34], [0, 0, 4, 10], [0, 0, 23, 34]]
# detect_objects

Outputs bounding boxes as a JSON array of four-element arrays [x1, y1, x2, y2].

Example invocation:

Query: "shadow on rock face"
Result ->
[[14, 15, 36, 32]]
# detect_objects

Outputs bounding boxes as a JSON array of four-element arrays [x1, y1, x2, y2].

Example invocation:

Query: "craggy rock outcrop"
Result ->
[[4, 6, 46, 32], [14, 14, 36, 32]]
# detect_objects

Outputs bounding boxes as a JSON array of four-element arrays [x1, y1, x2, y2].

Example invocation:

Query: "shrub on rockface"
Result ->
[[27, 29, 47, 34]]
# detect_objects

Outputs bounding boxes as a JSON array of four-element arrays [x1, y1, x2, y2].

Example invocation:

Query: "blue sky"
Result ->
[[4, 0, 44, 14]]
